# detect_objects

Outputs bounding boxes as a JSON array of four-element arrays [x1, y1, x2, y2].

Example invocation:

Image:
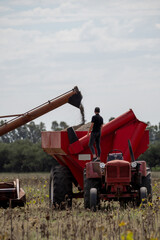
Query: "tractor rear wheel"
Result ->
[[83, 169, 101, 209], [49, 165, 73, 208]]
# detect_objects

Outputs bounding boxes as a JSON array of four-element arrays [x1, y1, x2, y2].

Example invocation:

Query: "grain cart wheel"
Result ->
[[90, 188, 97, 212], [142, 171, 152, 202], [83, 169, 100, 209], [139, 187, 147, 205], [49, 165, 73, 208]]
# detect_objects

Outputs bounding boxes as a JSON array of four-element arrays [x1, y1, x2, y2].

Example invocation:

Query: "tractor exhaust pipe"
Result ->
[[128, 139, 135, 162]]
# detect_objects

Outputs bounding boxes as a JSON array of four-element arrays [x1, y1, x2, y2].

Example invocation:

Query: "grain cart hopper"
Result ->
[[0, 86, 82, 207], [42, 109, 151, 209]]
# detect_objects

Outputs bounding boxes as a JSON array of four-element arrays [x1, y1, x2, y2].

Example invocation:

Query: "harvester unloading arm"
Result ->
[[0, 86, 82, 136], [0, 86, 82, 207]]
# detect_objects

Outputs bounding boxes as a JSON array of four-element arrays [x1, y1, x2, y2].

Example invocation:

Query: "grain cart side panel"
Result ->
[[42, 131, 85, 187], [124, 122, 147, 162], [99, 133, 116, 164], [77, 109, 136, 151], [112, 121, 148, 162], [134, 130, 149, 160]]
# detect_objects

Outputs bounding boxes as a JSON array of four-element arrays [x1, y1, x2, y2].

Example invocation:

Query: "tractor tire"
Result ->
[[90, 188, 97, 212], [83, 169, 101, 209], [139, 187, 147, 205], [49, 165, 73, 208], [142, 172, 152, 202]]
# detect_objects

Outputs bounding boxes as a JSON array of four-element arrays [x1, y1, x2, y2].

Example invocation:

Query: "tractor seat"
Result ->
[[107, 153, 123, 162]]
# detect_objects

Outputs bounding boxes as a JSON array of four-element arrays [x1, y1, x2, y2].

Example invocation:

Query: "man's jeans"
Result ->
[[89, 131, 101, 157]]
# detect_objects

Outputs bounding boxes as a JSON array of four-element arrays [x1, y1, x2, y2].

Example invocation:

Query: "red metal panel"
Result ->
[[124, 122, 147, 162], [112, 121, 137, 160], [106, 160, 131, 184], [50, 132, 61, 148], [112, 120, 148, 162], [68, 141, 84, 154], [41, 132, 51, 149], [86, 162, 101, 179], [100, 133, 115, 163], [134, 130, 149, 160]]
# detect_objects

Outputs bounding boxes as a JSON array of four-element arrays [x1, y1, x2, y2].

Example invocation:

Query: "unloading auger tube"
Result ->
[[0, 86, 82, 136]]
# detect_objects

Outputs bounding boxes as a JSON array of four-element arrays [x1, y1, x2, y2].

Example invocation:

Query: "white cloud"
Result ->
[[155, 23, 160, 29], [0, 6, 13, 12], [0, 0, 160, 127], [1, 0, 160, 28]]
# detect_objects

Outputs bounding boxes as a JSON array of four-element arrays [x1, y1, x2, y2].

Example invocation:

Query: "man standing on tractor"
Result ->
[[87, 107, 103, 162]]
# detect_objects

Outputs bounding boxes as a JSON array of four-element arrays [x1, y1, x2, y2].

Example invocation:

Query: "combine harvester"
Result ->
[[0, 87, 82, 207], [42, 109, 152, 209]]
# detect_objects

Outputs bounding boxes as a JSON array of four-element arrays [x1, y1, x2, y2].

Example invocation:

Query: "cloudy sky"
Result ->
[[0, 0, 160, 130]]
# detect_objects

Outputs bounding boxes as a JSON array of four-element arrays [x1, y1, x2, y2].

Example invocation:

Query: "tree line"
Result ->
[[0, 120, 68, 143], [138, 122, 160, 169], [0, 120, 68, 172], [0, 119, 160, 172]]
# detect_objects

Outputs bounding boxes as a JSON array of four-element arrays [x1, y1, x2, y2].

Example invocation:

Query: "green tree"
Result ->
[[0, 143, 10, 171], [139, 142, 160, 168], [51, 121, 59, 131], [0, 140, 57, 172], [60, 121, 69, 130], [51, 121, 69, 131], [0, 121, 46, 143], [147, 121, 160, 143]]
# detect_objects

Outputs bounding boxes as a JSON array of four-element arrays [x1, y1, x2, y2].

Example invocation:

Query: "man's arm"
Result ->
[[100, 117, 104, 131], [87, 122, 94, 136]]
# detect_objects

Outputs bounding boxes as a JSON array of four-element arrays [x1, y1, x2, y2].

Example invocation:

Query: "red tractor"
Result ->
[[84, 143, 152, 211]]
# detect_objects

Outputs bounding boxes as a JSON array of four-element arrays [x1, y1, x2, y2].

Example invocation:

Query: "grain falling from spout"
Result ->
[[80, 104, 85, 125]]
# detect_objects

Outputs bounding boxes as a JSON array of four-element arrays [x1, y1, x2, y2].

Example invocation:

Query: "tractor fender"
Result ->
[[86, 162, 102, 179]]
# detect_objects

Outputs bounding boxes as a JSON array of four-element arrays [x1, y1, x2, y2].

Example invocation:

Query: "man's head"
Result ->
[[94, 107, 100, 113]]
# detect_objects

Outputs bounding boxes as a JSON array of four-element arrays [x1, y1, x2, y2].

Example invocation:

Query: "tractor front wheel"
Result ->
[[139, 187, 147, 205], [142, 172, 152, 202], [90, 188, 98, 212], [83, 169, 101, 209]]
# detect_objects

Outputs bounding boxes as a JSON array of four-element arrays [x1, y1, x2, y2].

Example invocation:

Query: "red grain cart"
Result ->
[[42, 109, 152, 209]]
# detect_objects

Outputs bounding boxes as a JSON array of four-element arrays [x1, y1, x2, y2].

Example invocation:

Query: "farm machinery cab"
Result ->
[[84, 144, 152, 211]]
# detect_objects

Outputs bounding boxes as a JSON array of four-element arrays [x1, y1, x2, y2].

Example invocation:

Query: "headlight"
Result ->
[[100, 162, 105, 169], [131, 162, 137, 168]]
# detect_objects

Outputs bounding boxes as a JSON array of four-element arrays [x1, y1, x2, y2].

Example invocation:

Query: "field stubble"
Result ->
[[0, 172, 159, 240]]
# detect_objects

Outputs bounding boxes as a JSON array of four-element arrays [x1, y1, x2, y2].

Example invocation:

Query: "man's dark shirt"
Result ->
[[91, 114, 103, 132]]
